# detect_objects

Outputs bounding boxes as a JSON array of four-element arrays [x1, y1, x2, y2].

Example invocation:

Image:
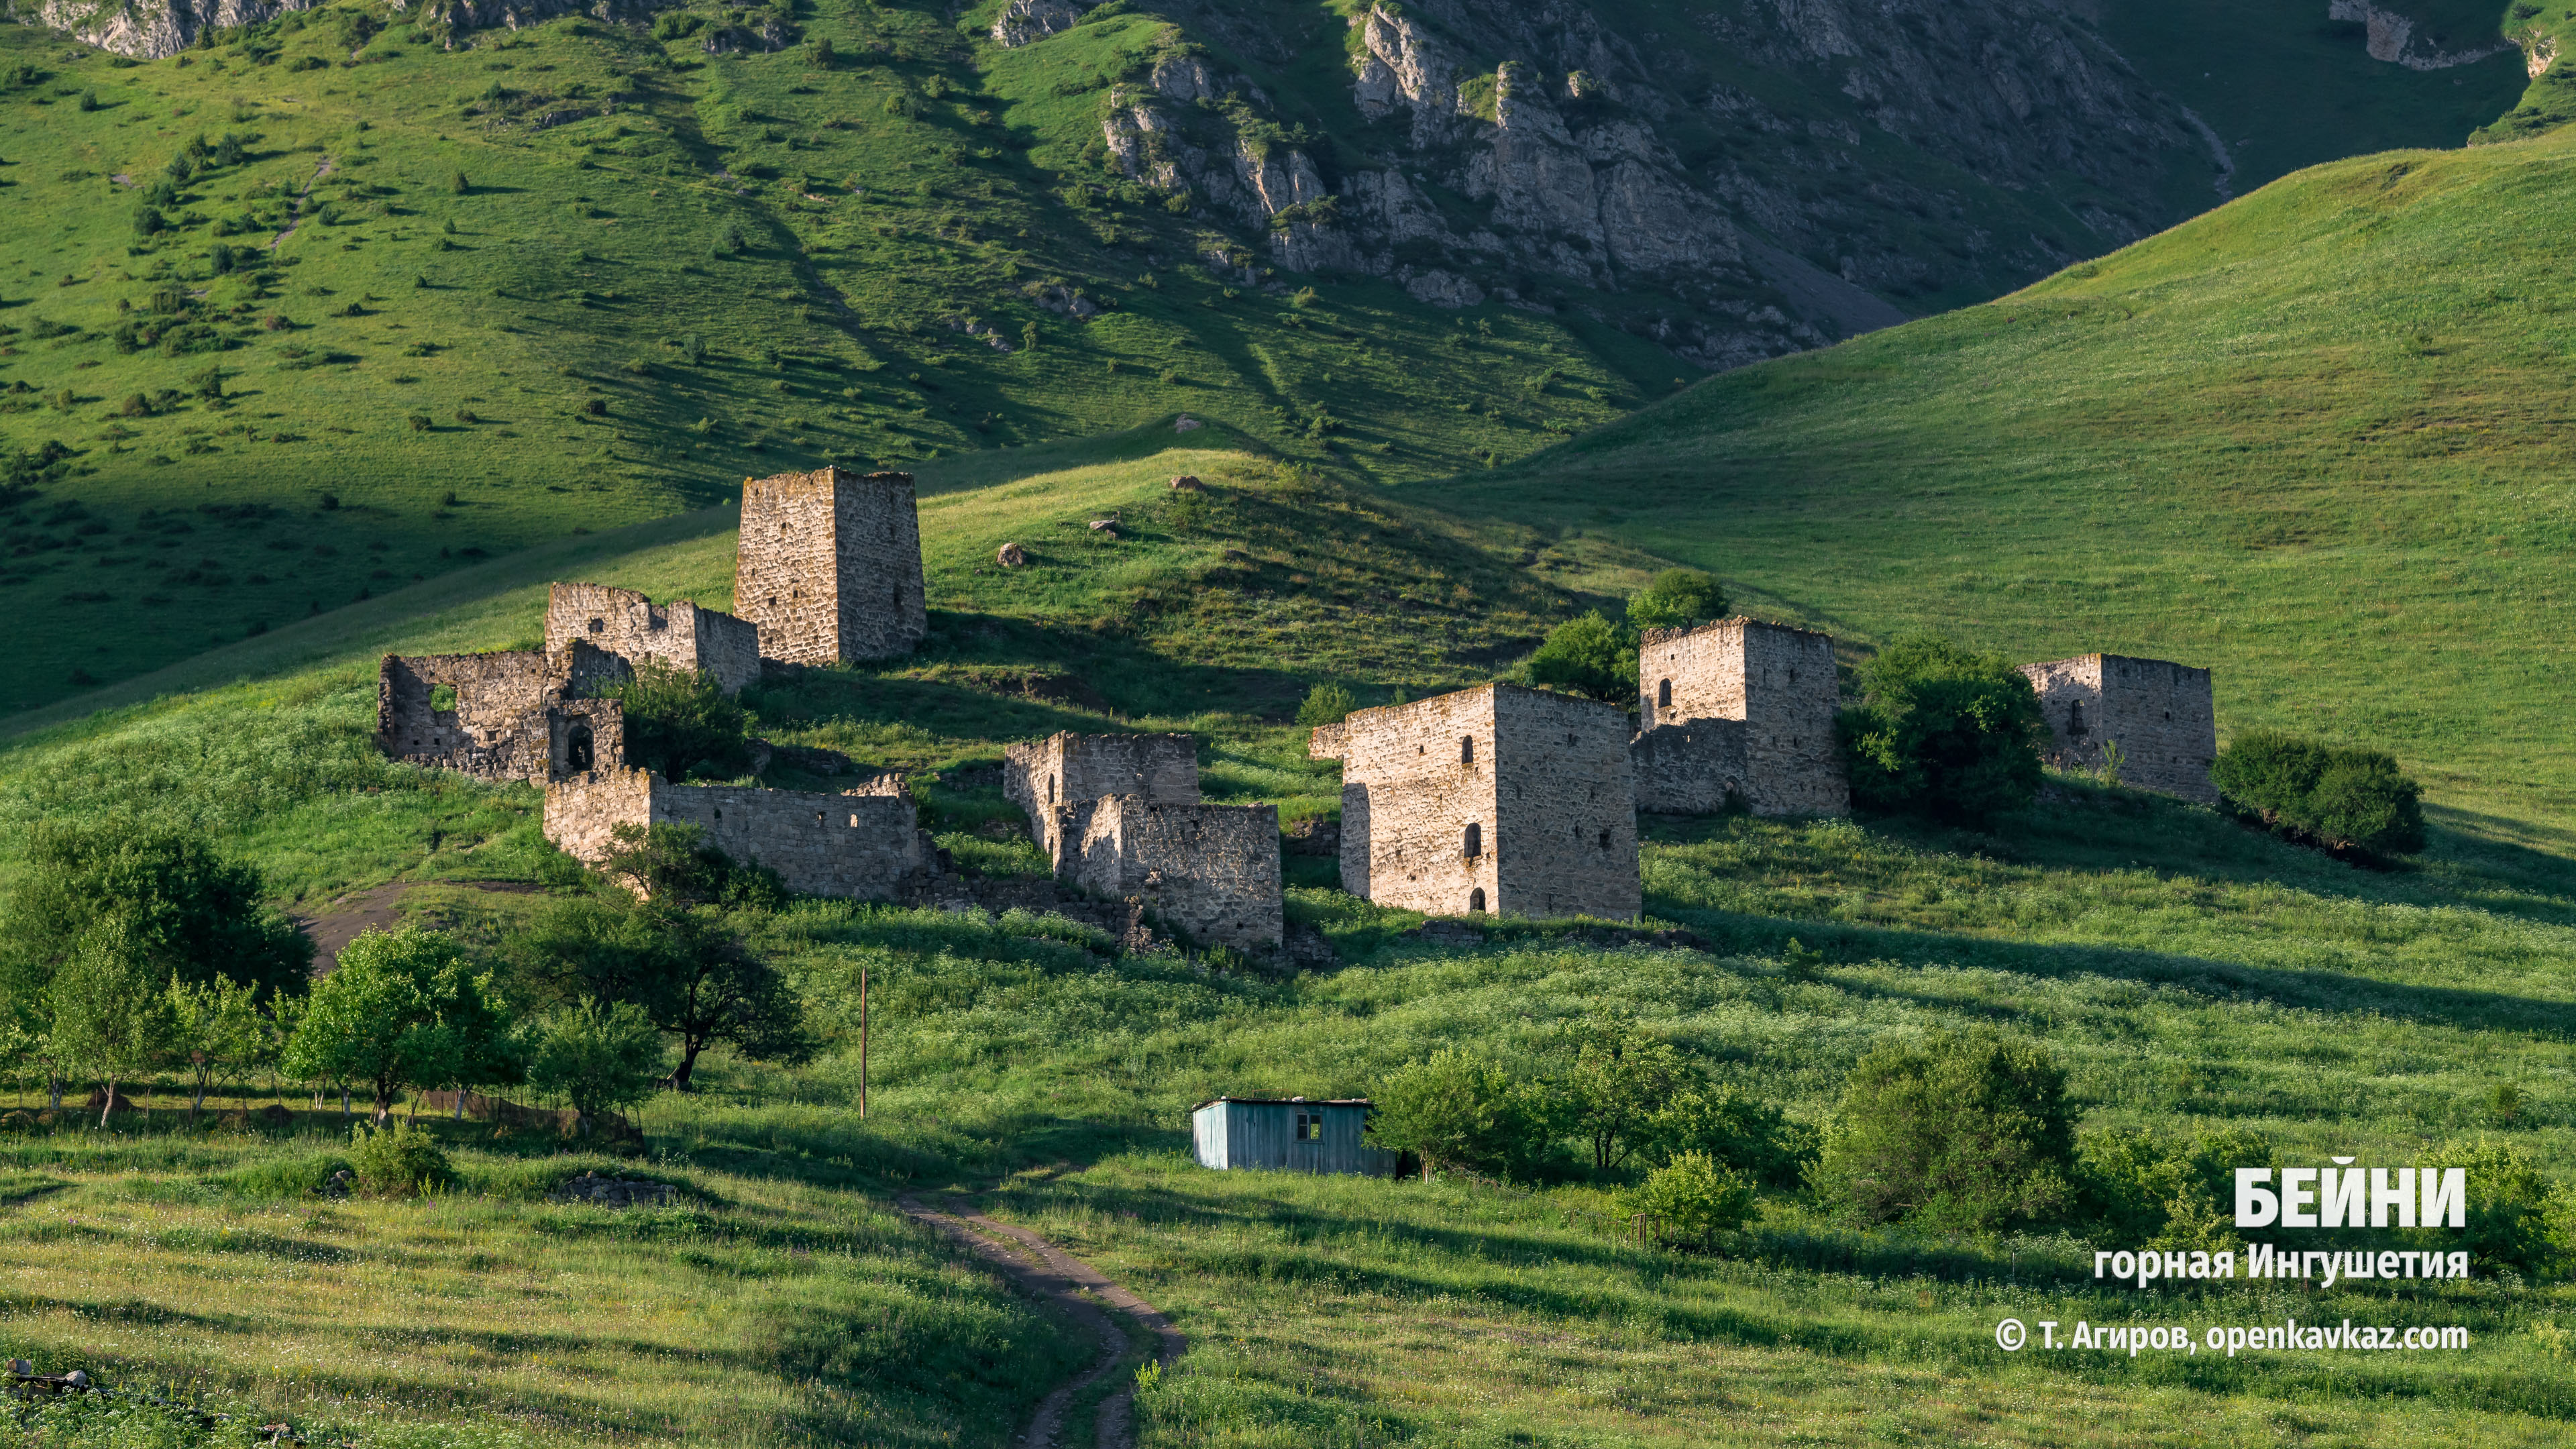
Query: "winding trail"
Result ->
[[898, 1193, 1184, 1448], [268, 155, 334, 252]]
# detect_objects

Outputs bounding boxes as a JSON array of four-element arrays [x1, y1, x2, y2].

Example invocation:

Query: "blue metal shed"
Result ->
[[1190, 1097, 1403, 1176]]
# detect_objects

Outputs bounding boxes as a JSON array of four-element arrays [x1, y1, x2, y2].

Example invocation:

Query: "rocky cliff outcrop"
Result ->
[[34, 0, 319, 58]]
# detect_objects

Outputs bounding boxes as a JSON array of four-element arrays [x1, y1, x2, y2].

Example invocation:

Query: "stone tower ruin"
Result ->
[[2019, 653, 2218, 802], [735, 465, 928, 665], [1003, 731, 1203, 861], [1313, 683, 1638, 922], [545, 583, 761, 697], [1633, 617, 1848, 816]]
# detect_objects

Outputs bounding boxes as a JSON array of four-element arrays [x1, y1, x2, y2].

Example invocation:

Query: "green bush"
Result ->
[[1837, 633, 2047, 825], [1368, 1048, 1548, 1181], [219, 1151, 353, 1200], [350, 1120, 454, 1198], [2412, 1136, 2566, 1277], [1812, 1028, 2078, 1232], [1525, 610, 1633, 702], [1622, 1150, 1757, 1248], [530, 998, 666, 1126], [1642, 1084, 1817, 1189], [2080, 1126, 2273, 1252], [1295, 681, 1354, 729], [2210, 729, 2425, 856], [603, 659, 755, 782], [1625, 570, 1727, 633]]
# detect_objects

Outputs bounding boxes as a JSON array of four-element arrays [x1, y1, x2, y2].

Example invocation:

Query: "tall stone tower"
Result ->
[[1634, 617, 1847, 816], [735, 466, 928, 665]]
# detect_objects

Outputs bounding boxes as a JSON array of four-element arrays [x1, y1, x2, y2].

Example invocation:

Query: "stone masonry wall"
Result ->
[[1004, 731, 1203, 860], [546, 698, 628, 784], [544, 769, 934, 901], [1324, 684, 1637, 921], [1637, 617, 1847, 816], [1630, 718, 1748, 815], [545, 582, 761, 697], [1065, 797, 1283, 949], [2021, 653, 2218, 803], [378, 643, 630, 783], [735, 466, 927, 665]]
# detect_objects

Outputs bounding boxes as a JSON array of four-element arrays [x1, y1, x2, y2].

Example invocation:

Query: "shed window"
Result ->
[[1295, 1113, 1322, 1143], [1462, 822, 1481, 858], [1468, 888, 1487, 912], [1460, 735, 1474, 763], [1657, 679, 1671, 708]]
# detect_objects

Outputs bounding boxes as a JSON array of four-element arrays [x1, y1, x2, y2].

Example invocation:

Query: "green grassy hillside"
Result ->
[[1449, 119, 2576, 835]]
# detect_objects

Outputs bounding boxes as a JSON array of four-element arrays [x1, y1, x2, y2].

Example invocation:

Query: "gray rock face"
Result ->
[[35, 0, 321, 58], [992, 0, 1087, 49]]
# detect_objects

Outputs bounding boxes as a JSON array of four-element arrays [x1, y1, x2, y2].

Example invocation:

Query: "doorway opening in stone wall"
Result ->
[[1469, 888, 1486, 912]]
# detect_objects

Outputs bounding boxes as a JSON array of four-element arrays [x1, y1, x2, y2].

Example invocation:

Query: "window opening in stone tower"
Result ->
[[566, 723, 594, 773], [1462, 822, 1481, 857], [1468, 888, 1486, 912], [2068, 700, 2087, 737], [1598, 828, 1610, 850], [1460, 736, 1474, 763], [588, 617, 605, 634], [1047, 773, 1057, 803], [1658, 679, 1671, 707]]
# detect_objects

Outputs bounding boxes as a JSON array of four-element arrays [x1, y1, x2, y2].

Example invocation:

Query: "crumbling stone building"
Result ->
[[543, 769, 936, 901], [1313, 684, 1639, 922], [377, 643, 631, 783], [545, 582, 761, 697], [1633, 618, 1849, 816], [735, 465, 928, 665], [1061, 796, 1283, 949], [1003, 731, 1202, 861], [2020, 653, 2218, 802]]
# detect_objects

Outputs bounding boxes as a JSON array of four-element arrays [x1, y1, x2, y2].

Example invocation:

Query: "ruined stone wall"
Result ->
[[378, 643, 630, 783], [1327, 684, 1638, 920], [735, 466, 927, 665], [1630, 718, 1748, 815], [545, 582, 761, 697], [2021, 653, 2218, 803], [1004, 732, 1203, 859], [543, 770, 933, 900], [1066, 797, 1283, 949], [1637, 618, 1847, 816], [546, 698, 629, 784]]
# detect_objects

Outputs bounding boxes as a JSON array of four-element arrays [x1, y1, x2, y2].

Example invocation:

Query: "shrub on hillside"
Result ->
[[1295, 682, 1353, 729], [2080, 1126, 2273, 1252], [2210, 729, 2424, 857], [1642, 1083, 1817, 1189], [531, 998, 666, 1128], [603, 660, 755, 782], [1368, 1048, 1549, 1181], [1626, 570, 1727, 633], [1812, 1029, 2079, 1233], [1837, 633, 2047, 825], [0, 820, 311, 1002], [1622, 1151, 1757, 1248], [1525, 610, 1633, 702], [350, 1120, 453, 1198], [2412, 1136, 2568, 1277]]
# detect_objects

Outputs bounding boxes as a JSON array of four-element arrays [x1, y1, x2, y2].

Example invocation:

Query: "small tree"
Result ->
[[1295, 682, 1354, 729], [168, 973, 266, 1124], [281, 927, 511, 1125], [1622, 1151, 1757, 1248], [1525, 610, 1633, 703], [1837, 633, 2047, 825], [0, 820, 311, 1005], [450, 169, 470, 195], [1625, 570, 1727, 633], [1558, 1014, 1694, 1173], [530, 998, 666, 1130], [1367, 1048, 1545, 1181], [1642, 1084, 1816, 1188], [602, 659, 755, 782], [48, 917, 178, 1128], [1812, 1029, 2079, 1233]]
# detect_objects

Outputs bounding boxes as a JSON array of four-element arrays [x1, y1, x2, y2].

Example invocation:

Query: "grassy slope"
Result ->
[[1440, 121, 2576, 834], [1, 421, 2572, 1442], [0, 4, 1641, 717]]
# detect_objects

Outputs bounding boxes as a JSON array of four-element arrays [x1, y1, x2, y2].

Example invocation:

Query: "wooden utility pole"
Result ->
[[859, 967, 869, 1120]]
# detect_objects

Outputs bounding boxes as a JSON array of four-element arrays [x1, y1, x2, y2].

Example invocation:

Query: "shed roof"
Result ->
[[1191, 1097, 1373, 1111]]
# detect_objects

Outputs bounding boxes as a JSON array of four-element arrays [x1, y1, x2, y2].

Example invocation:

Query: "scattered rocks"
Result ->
[[1169, 474, 1204, 491], [991, 0, 1087, 48], [997, 541, 1030, 567], [321, 1169, 354, 1198], [83, 1087, 139, 1114], [549, 1172, 680, 1209], [1087, 516, 1120, 539], [1173, 415, 1203, 433]]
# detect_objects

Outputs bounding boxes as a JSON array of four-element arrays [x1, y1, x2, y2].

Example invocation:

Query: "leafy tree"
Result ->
[[1622, 1151, 1757, 1248], [0, 820, 311, 1006], [1525, 610, 1634, 703], [1837, 633, 2047, 825], [517, 840, 807, 1090], [2080, 1126, 2273, 1253], [530, 998, 666, 1128], [2412, 1136, 2566, 1277], [48, 917, 178, 1128], [1625, 570, 1728, 633], [1367, 1048, 1546, 1181], [1812, 1029, 2080, 1233], [2210, 729, 2425, 856], [1558, 1014, 1694, 1173], [280, 927, 512, 1125], [168, 973, 270, 1123], [1642, 1084, 1817, 1189], [602, 659, 756, 782], [1295, 682, 1354, 729]]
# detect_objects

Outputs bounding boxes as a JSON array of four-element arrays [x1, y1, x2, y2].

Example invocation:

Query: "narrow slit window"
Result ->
[[1462, 822, 1481, 858], [1598, 828, 1611, 850], [1656, 679, 1672, 708], [1460, 736, 1474, 763]]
